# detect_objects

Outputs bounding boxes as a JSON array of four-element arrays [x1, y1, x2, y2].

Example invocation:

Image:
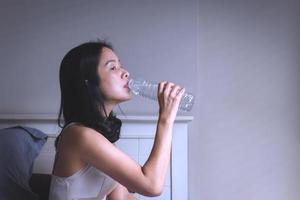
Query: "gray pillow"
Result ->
[[0, 126, 48, 200]]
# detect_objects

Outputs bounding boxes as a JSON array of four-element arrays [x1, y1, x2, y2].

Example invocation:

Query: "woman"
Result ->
[[49, 40, 185, 200]]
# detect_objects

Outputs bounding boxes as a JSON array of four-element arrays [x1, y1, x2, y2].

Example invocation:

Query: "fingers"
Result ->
[[176, 87, 186, 100], [158, 81, 185, 100], [164, 82, 173, 99], [157, 81, 185, 122], [158, 81, 166, 96], [169, 85, 182, 99]]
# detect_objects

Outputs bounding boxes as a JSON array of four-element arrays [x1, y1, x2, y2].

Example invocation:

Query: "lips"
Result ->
[[124, 81, 130, 88], [124, 84, 130, 90]]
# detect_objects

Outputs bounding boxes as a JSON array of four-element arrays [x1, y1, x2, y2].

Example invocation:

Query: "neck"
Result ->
[[102, 102, 116, 117]]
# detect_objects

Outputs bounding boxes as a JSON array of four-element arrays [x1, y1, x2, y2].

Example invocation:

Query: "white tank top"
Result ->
[[49, 122, 118, 200]]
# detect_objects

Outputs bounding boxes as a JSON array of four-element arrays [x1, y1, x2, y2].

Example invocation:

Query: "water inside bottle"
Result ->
[[128, 78, 194, 111]]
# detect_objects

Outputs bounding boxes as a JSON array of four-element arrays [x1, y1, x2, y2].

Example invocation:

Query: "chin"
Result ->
[[124, 94, 133, 101], [118, 94, 133, 102]]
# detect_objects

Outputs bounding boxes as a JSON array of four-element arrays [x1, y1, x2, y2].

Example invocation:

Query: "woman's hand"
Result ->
[[157, 82, 185, 124]]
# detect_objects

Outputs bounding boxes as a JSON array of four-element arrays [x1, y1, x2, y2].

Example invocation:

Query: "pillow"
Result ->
[[0, 126, 48, 200]]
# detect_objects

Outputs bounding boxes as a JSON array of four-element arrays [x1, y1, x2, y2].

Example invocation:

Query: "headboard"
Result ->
[[0, 114, 192, 200]]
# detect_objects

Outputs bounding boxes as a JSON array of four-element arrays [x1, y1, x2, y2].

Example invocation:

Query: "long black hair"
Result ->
[[55, 40, 122, 149]]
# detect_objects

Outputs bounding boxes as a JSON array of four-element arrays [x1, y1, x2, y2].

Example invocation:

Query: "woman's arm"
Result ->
[[140, 82, 185, 194], [73, 82, 184, 196]]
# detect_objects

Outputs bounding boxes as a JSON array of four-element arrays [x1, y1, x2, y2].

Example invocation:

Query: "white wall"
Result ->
[[194, 0, 300, 199], [1, 0, 300, 200], [0, 0, 197, 115]]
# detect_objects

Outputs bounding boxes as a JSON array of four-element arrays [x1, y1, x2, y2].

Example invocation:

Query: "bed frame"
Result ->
[[0, 114, 192, 200]]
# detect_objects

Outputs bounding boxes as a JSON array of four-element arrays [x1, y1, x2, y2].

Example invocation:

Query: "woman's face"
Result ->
[[98, 47, 132, 106]]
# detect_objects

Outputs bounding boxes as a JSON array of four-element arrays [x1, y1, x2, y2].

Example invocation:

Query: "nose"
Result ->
[[123, 69, 130, 79]]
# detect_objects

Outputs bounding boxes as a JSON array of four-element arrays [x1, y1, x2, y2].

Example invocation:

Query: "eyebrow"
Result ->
[[104, 59, 121, 67]]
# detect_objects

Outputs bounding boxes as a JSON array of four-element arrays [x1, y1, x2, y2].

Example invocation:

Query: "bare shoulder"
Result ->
[[61, 123, 110, 153]]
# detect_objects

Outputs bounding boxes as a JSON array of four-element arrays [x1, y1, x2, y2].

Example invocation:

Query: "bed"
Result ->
[[0, 114, 192, 200]]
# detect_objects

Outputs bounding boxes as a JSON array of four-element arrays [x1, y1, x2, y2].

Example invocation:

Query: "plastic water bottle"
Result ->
[[128, 78, 194, 112]]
